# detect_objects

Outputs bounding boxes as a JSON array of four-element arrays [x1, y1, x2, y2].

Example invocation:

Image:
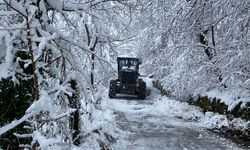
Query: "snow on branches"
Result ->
[[0, 0, 134, 149]]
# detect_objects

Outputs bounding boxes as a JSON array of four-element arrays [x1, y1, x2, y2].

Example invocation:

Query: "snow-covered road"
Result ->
[[106, 88, 244, 150]]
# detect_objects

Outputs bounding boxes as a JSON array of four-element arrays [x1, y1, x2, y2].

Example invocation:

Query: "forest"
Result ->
[[0, 0, 249, 149]]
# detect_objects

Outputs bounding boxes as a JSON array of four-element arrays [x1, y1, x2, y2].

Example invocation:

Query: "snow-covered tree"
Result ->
[[0, 0, 134, 149], [136, 0, 250, 107]]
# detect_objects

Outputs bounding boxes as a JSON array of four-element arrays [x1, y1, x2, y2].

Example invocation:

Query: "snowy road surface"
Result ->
[[107, 88, 243, 150]]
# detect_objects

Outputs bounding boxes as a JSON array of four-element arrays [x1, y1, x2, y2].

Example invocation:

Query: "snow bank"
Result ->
[[109, 94, 249, 131], [153, 96, 250, 130], [198, 112, 229, 128], [79, 87, 128, 149], [153, 96, 203, 120], [140, 77, 154, 89], [204, 89, 250, 111]]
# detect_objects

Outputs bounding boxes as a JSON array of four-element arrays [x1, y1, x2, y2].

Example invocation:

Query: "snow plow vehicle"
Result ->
[[109, 56, 147, 99]]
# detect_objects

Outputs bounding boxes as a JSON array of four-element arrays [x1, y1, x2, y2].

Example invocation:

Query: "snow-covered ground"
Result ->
[[103, 82, 249, 149], [1, 78, 248, 149]]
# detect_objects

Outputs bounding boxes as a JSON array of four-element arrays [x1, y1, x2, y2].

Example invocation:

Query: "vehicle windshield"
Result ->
[[118, 58, 139, 70]]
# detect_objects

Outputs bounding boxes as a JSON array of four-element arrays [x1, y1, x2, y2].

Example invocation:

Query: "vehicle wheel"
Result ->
[[138, 80, 146, 99], [109, 80, 117, 98]]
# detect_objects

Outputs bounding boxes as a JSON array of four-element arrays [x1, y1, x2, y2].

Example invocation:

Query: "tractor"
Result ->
[[109, 56, 147, 99]]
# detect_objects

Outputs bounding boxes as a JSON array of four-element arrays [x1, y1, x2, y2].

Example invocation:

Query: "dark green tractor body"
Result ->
[[109, 56, 147, 99]]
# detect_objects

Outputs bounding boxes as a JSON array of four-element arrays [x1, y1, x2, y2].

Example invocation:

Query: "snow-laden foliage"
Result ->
[[0, 0, 134, 149], [136, 0, 250, 108]]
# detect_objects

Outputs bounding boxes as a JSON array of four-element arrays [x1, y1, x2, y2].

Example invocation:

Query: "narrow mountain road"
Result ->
[[108, 88, 244, 150]]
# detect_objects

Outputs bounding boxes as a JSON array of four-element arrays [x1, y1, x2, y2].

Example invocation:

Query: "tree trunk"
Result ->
[[90, 37, 98, 86], [26, 13, 39, 101], [211, 25, 216, 56], [68, 80, 81, 145], [85, 24, 98, 87]]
